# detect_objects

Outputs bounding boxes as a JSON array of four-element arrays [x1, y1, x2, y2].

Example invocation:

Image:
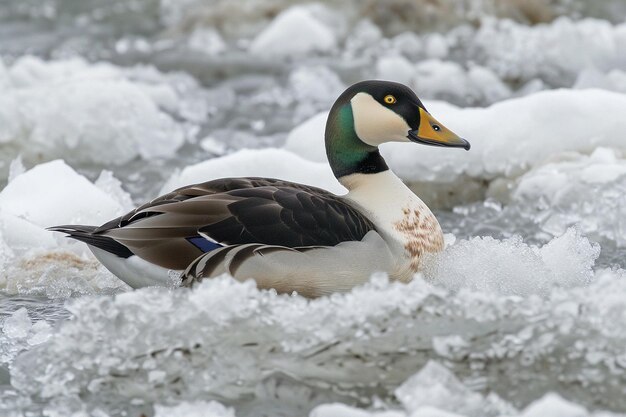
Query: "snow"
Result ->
[[395, 361, 511, 417], [0, 160, 125, 228], [154, 401, 235, 417], [3, 308, 32, 339], [284, 111, 329, 163], [575, 69, 626, 94], [520, 394, 588, 417], [376, 55, 416, 86], [0, 161, 131, 296], [470, 18, 626, 86], [161, 148, 343, 195], [187, 27, 227, 55], [249, 6, 337, 56], [411, 60, 511, 105]]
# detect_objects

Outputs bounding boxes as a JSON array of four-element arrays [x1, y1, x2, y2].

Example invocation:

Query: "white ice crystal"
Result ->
[[0, 160, 125, 228], [154, 400, 235, 417], [0, 56, 204, 175], [249, 6, 337, 56], [2, 308, 32, 339]]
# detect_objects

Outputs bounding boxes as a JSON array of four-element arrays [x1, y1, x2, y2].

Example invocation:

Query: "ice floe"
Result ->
[[0, 160, 130, 296], [249, 6, 337, 56]]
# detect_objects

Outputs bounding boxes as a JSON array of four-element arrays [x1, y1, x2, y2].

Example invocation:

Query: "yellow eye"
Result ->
[[384, 95, 396, 104]]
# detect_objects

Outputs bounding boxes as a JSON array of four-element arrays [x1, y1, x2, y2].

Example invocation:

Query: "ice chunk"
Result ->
[[395, 361, 496, 417], [511, 149, 626, 245], [154, 400, 235, 417], [466, 66, 512, 104], [471, 18, 626, 86], [3, 308, 32, 339], [161, 148, 343, 195], [7, 156, 25, 183], [311, 403, 405, 417], [284, 112, 329, 163], [0, 56, 200, 174], [409, 407, 467, 417], [520, 393, 588, 417], [575, 69, 626, 94], [187, 27, 226, 55], [288, 66, 344, 120], [94, 170, 135, 212], [199, 137, 228, 156], [0, 160, 124, 227], [0, 210, 57, 254], [376, 55, 416, 86], [249, 7, 337, 56], [390, 32, 424, 60], [426, 228, 599, 296], [424, 34, 449, 59]]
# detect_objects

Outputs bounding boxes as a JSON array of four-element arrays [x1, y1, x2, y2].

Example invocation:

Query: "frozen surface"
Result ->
[[7, 230, 626, 416], [2, 1, 626, 416]]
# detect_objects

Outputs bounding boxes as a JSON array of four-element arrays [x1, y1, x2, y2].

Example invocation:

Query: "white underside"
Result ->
[[89, 246, 177, 288]]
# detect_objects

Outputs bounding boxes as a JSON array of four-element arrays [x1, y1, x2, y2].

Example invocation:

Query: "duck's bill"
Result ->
[[407, 108, 470, 150]]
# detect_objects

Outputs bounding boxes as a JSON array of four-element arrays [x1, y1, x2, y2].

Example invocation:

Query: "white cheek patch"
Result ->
[[351, 92, 411, 146]]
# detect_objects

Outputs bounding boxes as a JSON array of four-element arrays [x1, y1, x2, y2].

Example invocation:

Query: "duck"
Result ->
[[50, 80, 469, 297]]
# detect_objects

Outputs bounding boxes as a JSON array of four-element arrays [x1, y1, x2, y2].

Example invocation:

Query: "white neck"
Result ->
[[340, 170, 444, 276]]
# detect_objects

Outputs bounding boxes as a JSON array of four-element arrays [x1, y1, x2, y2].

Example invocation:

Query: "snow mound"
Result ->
[[311, 392, 602, 417], [0, 56, 203, 174], [9, 232, 626, 415], [161, 148, 343, 195], [284, 89, 626, 183], [0, 160, 126, 228], [249, 6, 337, 56]]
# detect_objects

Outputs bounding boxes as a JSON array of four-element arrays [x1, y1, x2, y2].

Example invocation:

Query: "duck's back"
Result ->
[[58, 177, 375, 271]]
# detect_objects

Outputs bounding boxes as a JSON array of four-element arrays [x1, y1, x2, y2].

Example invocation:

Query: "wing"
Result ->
[[180, 231, 396, 298], [96, 177, 375, 270]]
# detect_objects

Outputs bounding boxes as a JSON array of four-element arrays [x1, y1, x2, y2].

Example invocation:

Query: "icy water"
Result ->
[[1, 1, 626, 416]]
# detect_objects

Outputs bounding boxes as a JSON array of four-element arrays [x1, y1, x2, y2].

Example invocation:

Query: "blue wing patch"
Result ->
[[187, 236, 222, 253]]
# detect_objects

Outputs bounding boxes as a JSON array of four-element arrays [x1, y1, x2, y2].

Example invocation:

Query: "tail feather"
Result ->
[[48, 225, 133, 258]]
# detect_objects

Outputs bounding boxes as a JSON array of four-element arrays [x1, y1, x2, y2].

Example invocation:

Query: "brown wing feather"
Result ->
[[93, 177, 375, 270]]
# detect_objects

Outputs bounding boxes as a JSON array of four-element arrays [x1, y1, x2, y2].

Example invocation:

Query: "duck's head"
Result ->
[[325, 80, 469, 179]]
